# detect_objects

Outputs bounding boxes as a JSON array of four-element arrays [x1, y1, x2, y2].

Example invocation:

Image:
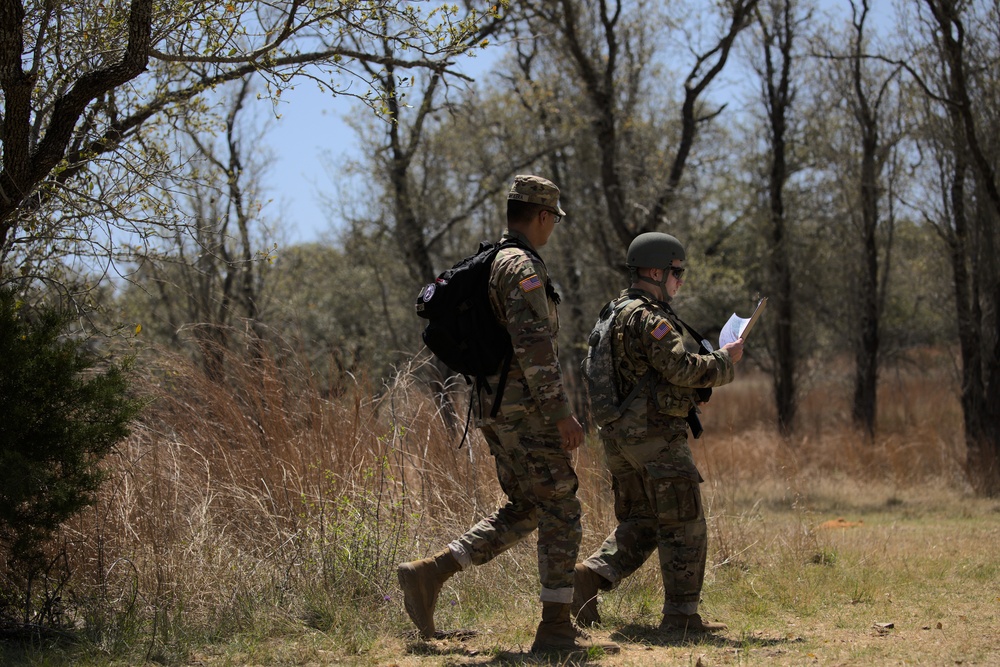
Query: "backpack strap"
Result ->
[[660, 301, 715, 400], [661, 302, 714, 352], [453, 236, 546, 446], [481, 237, 544, 419], [488, 346, 514, 418]]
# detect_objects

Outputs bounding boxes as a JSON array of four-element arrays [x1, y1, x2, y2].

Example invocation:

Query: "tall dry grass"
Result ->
[[34, 344, 968, 664], [49, 346, 501, 662]]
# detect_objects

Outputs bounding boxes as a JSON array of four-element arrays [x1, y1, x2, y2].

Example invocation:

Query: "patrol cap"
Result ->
[[508, 174, 567, 217]]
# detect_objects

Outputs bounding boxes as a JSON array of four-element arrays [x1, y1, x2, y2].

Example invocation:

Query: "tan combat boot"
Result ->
[[530, 601, 621, 654], [660, 612, 728, 633], [396, 548, 462, 639], [571, 564, 608, 627]]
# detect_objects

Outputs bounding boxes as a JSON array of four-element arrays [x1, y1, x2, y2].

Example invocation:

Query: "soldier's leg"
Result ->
[[398, 424, 534, 638], [581, 437, 658, 586], [648, 470, 707, 616], [574, 437, 658, 625], [448, 425, 539, 568], [520, 433, 582, 602], [641, 430, 725, 631], [521, 434, 622, 654]]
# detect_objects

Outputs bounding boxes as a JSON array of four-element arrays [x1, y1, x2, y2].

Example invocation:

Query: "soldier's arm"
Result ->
[[636, 309, 736, 389], [496, 253, 572, 423]]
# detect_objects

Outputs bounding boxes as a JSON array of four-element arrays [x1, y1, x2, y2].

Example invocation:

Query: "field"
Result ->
[[2, 348, 998, 666]]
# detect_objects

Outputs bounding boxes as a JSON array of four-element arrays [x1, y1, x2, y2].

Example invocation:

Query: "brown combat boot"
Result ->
[[530, 601, 621, 654], [659, 613, 728, 633], [396, 548, 462, 639], [571, 564, 608, 626]]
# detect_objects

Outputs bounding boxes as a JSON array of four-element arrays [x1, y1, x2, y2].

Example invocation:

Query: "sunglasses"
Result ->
[[668, 266, 685, 280]]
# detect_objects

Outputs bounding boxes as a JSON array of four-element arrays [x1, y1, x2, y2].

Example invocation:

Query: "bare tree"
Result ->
[[337, 3, 513, 284], [128, 77, 273, 380], [819, 0, 905, 437], [524, 0, 760, 250], [900, 0, 1000, 495], [754, 0, 803, 434]]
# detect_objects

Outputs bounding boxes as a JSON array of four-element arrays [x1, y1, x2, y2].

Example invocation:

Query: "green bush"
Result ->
[[0, 286, 143, 626]]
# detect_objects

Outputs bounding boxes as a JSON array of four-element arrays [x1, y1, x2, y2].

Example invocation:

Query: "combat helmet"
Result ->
[[626, 232, 685, 289]]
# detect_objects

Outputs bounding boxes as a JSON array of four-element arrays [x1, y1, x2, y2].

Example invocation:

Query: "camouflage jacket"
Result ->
[[600, 287, 736, 440], [474, 230, 571, 433]]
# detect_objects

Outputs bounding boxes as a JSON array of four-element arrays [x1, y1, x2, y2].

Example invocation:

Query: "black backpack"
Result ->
[[415, 238, 535, 418]]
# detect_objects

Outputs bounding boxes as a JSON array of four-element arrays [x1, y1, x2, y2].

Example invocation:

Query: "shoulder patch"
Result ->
[[519, 274, 543, 292], [651, 319, 672, 340]]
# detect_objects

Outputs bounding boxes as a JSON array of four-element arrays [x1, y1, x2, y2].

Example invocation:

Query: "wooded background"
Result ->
[[1, 0, 997, 494]]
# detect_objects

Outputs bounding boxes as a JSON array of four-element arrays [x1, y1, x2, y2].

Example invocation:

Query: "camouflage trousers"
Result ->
[[448, 423, 582, 603], [582, 421, 707, 615]]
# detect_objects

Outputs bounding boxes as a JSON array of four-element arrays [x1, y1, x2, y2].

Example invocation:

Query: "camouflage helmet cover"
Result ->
[[626, 232, 686, 270]]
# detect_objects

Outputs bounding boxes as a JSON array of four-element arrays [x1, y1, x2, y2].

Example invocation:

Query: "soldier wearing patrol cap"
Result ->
[[572, 232, 745, 634], [398, 176, 618, 654]]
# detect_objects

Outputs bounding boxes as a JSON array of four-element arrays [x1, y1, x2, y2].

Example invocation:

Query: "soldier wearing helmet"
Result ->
[[573, 231, 744, 634]]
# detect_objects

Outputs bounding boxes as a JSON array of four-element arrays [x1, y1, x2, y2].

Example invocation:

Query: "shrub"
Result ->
[[0, 287, 143, 627]]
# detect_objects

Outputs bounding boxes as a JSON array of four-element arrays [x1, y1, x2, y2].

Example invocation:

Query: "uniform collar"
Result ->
[[502, 229, 537, 252], [623, 286, 673, 308]]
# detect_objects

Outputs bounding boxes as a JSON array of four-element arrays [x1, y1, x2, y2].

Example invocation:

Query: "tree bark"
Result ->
[[924, 0, 1000, 495], [0, 0, 153, 248], [760, 0, 797, 434], [926, 0, 1000, 496], [847, 0, 891, 439]]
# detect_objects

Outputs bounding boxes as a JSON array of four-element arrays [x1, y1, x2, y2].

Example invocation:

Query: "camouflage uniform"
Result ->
[[448, 229, 581, 604], [583, 287, 735, 615]]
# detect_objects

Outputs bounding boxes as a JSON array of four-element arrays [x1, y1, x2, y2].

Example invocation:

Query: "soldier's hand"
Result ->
[[556, 415, 584, 451], [723, 337, 744, 363]]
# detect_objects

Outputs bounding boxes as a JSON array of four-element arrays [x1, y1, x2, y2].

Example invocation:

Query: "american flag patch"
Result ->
[[519, 275, 543, 292], [651, 320, 672, 340]]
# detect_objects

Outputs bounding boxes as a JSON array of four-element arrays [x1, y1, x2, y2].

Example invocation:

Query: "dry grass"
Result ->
[[3, 345, 998, 667]]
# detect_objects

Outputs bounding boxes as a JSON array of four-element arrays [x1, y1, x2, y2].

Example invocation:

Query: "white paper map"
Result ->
[[719, 298, 767, 348]]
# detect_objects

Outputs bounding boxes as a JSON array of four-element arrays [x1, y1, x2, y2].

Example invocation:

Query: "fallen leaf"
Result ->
[[873, 622, 895, 635], [937, 622, 943, 629]]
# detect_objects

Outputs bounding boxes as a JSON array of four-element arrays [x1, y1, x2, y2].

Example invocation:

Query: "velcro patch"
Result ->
[[519, 275, 543, 292], [651, 320, 672, 340]]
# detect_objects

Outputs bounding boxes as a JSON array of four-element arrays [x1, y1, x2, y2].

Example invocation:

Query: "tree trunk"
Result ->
[[760, 0, 797, 434], [924, 0, 1000, 494], [848, 3, 884, 438]]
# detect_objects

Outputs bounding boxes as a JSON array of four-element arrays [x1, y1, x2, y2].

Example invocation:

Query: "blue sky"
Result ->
[[262, 85, 360, 244]]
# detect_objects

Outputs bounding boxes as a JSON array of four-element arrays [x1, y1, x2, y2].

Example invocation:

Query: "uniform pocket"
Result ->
[[652, 383, 695, 417], [645, 464, 702, 524]]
